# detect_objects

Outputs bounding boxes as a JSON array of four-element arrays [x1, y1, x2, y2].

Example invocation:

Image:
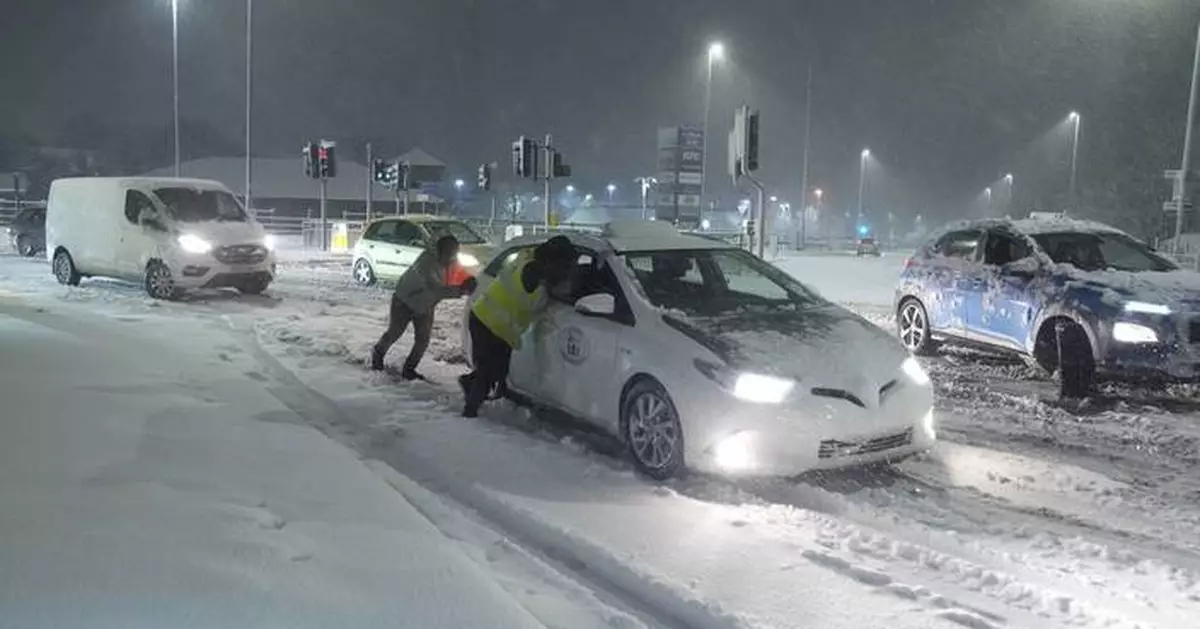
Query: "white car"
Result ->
[[463, 220, 936, 480], [351, 215, 498, 286]]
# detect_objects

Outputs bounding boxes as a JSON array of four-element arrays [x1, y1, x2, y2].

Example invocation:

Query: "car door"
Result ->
[[924, 229, 983, 338], [539, 251, 628, 427], [391, 220, 427, 274], [116, 189, 162, 278], [965, 228, 1039, 350]]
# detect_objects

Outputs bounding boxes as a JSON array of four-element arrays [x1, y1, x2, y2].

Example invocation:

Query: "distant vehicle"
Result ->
[[6, 207, 45, 257], [46, 177, 276, 299], [464, 220, 936, 480], [351, 215, 498, 287], [896, 216, 1198, 398], [856, 237, 881, 257]]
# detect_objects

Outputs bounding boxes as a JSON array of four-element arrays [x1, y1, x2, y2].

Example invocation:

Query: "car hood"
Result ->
[[177, 220, 267, 245], [1054, 265, 1200, 310], [664, 304, 910, 391]]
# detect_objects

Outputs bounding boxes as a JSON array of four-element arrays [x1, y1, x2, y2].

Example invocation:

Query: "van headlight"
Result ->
[[263, 234, 277, 251], [177, 234, 213, 254], [901, 357, 931, 386]]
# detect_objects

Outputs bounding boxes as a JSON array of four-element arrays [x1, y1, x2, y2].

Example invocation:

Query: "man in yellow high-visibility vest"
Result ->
[[459, 235, 575, 417]]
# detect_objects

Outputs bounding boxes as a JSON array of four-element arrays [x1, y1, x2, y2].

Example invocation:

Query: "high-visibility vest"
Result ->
[[471, 252, 546, 349]]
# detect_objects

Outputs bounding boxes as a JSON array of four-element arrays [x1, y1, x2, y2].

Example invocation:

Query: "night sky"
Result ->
[[2, 0, 1198, 227]]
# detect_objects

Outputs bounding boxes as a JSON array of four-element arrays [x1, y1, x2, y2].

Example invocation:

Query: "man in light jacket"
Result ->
[[371, 235, 476, 380]]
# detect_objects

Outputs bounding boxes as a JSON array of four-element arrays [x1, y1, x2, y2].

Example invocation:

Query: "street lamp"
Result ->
[[606, 183, 617, 203], [984, 186, 993, 216], [635, 176, 657, 220], [1003, 173, 1014, 216], [1171, 22, 1200, 253], [700, 41, 726, 216], [769, 195, 778, 203], [857, 148, 871, 218], [1067, 111, 1081, 211], [171, 0, 180, 177], [565, 184, 575, 193], [454, 179, 465, 190]]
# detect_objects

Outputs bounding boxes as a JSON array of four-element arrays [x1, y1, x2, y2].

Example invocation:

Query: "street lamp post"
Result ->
[[1068, 111, 1081, 213], [172, 0, 180, 177], [700, 42, 724, 218], [244, 0, 253, 216], [635, 177, 657, 220], [1172, 22, 1200, 254], [606, 183, 616, 204], [984, 186, 993, 216], [857, 148, 870, 219], [1003, 173, 1014, 217]]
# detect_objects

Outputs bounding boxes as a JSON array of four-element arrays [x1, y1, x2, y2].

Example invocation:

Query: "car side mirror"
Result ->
[[1001, 260, 1038, 278], [575, 293, 615, 317], [140, 216, 167, 232]]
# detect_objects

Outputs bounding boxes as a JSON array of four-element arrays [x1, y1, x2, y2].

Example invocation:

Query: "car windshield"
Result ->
[[422, 220, 487, 245], [1031, 231, 1176, 273], [153, 187, 247, 223], [621, 248, 823, 317]]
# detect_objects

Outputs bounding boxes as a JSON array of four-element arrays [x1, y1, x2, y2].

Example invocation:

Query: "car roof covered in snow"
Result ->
[[925, 215, 1127, 244], [365, 214, 468, 225], [500, 220, 733, 254]]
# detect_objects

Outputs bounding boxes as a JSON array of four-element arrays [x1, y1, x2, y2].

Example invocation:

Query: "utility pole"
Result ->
[[798, 64, 813, 251], [244, 0, 253, 217], [172, 0, 180, 177], [319, 177, 328, 251], [402, 161, 411, 215], [543, 134, 554, 227], [1172, 21, 1200, 255]]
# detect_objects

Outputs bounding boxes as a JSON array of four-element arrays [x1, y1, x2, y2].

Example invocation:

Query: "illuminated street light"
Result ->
[[861, 148, 871, 159], [708, 42, 725, 61], [565, 184, 575, 193], [769, 195, 778, 203], [700, 40, 727, 215], [857, 148, 871, 216], [454, 179, 465, 190], [606, 183, 617, 203], [1067, 111, 1081, 211]]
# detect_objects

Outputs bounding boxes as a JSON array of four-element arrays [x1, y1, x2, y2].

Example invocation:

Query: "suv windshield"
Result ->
[[422, 220, 487, 245], [621, 248, 822, 316], [1032, 231, 1176, 273], [154, 187, 247, 223]]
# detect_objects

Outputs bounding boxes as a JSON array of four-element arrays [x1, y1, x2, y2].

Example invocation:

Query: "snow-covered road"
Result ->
[[2, 247, 1198, 629]]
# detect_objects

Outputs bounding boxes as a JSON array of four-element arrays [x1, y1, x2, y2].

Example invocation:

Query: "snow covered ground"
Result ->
[[2, 245, 1198, 628]]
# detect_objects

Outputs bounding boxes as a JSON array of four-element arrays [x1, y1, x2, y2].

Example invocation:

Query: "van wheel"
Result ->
[[144, 260, 179, 300], [621, 379, 686, 481], [52, 250, 81, 286]]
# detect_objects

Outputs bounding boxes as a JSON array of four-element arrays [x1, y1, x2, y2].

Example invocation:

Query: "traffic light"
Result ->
[[743, 110, 760, 173], [477, 163, 491, 191], [552, 151, 571, 178], [512, 136, 537, 179], [318, 141, 337, 179], [373, 159, 391, 186], [303, 142, 319, 179]]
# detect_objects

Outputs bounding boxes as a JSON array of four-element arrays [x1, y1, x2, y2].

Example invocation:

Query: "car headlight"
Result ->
[[714, 431, 755, 471], [693, 359, 795, 404], [920, 410, 937, 441], [901, 356, 931, 386], [1123, 301, 1171, 315], [177, 234, 212, 254], [733, 373, 795, 404], [1113, 321, 1158, 344], [263, 234, 277, 251], [457, 251, 480, 267]]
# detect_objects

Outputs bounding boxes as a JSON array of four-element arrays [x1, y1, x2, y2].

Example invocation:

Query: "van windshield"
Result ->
[[154, 188, 247, 223]]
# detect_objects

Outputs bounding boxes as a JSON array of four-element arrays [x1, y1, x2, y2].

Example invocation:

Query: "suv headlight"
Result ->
[[1113, 321, 1158, 344], [177, 234, 212, 254]]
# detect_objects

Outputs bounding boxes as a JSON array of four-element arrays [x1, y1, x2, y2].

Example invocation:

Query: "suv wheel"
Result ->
[[1038, 320, 1095, 399], [898, 298, 938, 356]]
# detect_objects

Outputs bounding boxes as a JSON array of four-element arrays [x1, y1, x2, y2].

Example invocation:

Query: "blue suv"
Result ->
[[895, 217, 1200, 398]]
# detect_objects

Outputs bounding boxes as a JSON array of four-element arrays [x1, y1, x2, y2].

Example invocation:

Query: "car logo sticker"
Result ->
[[560, 326, 589, 365]]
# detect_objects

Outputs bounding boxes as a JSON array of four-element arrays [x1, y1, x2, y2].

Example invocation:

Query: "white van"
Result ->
[[46, 177, 276, 299]]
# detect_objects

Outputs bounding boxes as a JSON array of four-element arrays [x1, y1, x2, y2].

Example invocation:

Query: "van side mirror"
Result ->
[[140, 216, 167, 232]]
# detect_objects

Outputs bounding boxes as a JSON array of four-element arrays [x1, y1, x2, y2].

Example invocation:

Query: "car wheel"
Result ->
[[353, 258, 376, 286], [16, 235, 34, 257], [621, 379, 686, 480], [52, 249, 81, 286], [144, 260, 179, 300], [237, 276, 270, 295], [897, 298, 938, 356], [1042, 320, 1095, 399]]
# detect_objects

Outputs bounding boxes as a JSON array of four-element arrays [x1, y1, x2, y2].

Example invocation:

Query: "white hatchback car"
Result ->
[[463, 220, 936, 480]]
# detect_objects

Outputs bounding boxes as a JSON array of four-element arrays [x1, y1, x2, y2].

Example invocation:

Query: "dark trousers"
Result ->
[[462, 312, 513, 416], [372, 295, 434, 372]]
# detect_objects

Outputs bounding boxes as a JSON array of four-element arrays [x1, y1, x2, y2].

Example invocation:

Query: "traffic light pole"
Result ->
[[744, 172, 767, 258], [365, 142, 373, 221], [543, 134, 553, 228], [319, 176, 329, 252], [402, 162, 411, 216]]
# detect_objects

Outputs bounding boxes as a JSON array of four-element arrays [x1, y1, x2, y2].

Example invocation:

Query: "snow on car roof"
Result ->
[[501, 221, 732, 253], [1008, 215, 1125, 236]]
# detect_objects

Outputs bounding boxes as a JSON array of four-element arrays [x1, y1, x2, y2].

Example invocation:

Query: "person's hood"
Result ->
[[175, 219, 267, 245], [663, 304, 910, 395]]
